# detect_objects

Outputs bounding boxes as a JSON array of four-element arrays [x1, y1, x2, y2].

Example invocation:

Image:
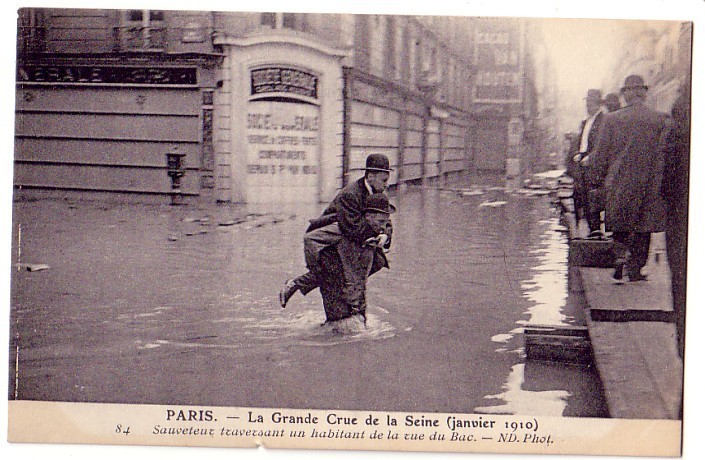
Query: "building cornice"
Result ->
[[213, 29, 351, 59]]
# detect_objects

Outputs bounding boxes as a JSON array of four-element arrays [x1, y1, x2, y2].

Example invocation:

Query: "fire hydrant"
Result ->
[[166, 148, 186, 205]]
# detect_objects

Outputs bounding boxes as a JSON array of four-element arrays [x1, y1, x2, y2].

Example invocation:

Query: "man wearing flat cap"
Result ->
[[279, 154, 394, 323], [590, 75, 669, 284]]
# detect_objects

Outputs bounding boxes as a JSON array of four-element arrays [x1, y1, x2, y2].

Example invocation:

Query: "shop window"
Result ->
[[282, 13, 297, 29], [118, 9, 167, 50], [393, 22, 405, 82]]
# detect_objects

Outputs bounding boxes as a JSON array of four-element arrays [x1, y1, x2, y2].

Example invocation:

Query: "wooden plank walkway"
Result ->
[[574, 231, 683, 419]]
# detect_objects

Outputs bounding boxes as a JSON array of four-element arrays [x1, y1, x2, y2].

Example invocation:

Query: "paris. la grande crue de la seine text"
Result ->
[[147, 408, 554, 445]]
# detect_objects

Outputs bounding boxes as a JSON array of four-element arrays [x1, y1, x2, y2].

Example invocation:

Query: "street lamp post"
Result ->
[[165, 148, 186, 205]]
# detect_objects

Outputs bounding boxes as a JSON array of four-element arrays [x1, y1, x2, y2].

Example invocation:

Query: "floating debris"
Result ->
[[167, 235, 179, 241], [183, 217, 210, 223], [479, 201, 507, 208], [17, 263, 50, 272], [515, 189, 552, 197], [185, 229, 208, 236], [218, 218, 246, 227]]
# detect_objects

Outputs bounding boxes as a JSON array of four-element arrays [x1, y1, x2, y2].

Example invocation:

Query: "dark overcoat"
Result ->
[[307, 177, 379, 244], [591, 102, 669, 233], [579, 112, 606, 189], [303, 222, 389, 322]]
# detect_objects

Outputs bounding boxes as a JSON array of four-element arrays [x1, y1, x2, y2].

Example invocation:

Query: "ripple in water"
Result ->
[[134, 306, 396, 351]]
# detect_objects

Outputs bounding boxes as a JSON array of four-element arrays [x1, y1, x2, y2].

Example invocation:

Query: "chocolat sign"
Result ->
[[473, 21, 523, 103], [251, 67, 318, 100]]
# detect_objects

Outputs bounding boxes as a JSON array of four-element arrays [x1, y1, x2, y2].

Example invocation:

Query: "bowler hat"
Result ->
[[365, 154, 394, 172], [585, 89, 602, 102], [621, 74, 648, 91], [364, 193, 396, 214]]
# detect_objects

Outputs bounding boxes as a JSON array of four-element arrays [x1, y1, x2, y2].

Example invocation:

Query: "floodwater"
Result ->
[[10, 178, 607, 417]]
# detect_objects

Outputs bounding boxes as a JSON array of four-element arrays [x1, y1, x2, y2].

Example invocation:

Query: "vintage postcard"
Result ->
[[3, 0, 702, 459]]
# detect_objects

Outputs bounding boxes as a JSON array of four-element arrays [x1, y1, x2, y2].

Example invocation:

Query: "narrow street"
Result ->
[[10, 177, 606, 417]]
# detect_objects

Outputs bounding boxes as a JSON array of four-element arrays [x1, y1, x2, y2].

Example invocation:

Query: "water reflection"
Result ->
[[475, 364, 570, 416], [518, 219, 574, 327]]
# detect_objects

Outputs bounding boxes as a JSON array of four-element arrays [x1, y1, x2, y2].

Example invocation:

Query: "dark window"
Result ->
[[128, 10, 143, 22], [120, 10, 166, 50], [282, 13, 296, 29], [261, 13, 276, 28]]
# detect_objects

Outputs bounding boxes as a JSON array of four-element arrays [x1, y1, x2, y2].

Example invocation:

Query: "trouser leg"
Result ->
[[318, 247, 358, 322], [612, 231, 630, 263], [293, 271, 319, 295], [627, 232, 651, 276], [586, 206, 602, 233]]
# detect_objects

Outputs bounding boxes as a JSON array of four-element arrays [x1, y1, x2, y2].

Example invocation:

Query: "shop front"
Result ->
[[213, 32, 349, 203]]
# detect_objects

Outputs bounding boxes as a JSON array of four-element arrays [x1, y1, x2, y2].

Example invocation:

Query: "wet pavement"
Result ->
[[9, 176, 607, 417]]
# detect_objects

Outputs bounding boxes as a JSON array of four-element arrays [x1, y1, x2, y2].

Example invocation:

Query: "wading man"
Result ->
[[281, 193, 394, 324], [279, 153, 394, 322]]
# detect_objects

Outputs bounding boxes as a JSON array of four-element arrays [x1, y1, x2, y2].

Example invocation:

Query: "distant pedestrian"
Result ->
[[279, 154, 394, 321], [569, 89, 606, 232], [563, 133, 580, 182], [662, 76, 690, 359], [591, 75, 669, 284], [603, 92, 622, 113]]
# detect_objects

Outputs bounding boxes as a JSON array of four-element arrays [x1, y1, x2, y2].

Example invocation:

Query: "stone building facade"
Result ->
[[15, 9, 544, 203]]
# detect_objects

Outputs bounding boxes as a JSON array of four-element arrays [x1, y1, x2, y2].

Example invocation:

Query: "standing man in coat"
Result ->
[[581, 91, 622, 235], [279, 154, 393, 314], [591, 75, 669, 283], [572, 89, 607, 234]]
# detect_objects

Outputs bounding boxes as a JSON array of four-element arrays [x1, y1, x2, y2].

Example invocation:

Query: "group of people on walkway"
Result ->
[[566, 74, 690, 358]]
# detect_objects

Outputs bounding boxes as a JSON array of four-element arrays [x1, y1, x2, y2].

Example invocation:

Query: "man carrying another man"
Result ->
[[279, 154, 394, 324]]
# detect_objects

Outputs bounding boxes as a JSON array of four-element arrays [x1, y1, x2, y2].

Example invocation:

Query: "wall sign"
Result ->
[[17, 65, 197, 85], [250, 67, 318, 100], [472, 20, 523, 103], [246, 100, 320, 202]]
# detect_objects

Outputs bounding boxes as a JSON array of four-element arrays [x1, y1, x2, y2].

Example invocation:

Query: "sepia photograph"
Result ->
[[3, 0, 702, 459]]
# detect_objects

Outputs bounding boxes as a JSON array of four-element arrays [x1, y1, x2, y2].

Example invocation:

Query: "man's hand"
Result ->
[[364, 234, 388, 248], [580, 154, 590, 166], [573, 154, 582, 163]]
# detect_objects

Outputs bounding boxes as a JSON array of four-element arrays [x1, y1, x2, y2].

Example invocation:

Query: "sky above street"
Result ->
[[538, 18, 678, 133], [539, 18, 630, 134]]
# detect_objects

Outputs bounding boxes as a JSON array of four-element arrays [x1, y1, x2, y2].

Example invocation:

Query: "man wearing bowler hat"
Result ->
[[568, 88, 607, 234], [590, 75, 669, 284], [279, 154, 394, 316]]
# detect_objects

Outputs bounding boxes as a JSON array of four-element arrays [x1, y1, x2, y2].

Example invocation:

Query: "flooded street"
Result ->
[[10, 179, 606, 417]]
